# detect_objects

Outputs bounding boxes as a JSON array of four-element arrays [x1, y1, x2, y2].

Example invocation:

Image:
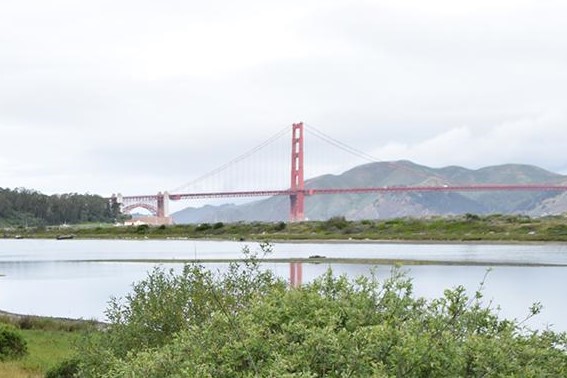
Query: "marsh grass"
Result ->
[[0, 329, 79, 377]]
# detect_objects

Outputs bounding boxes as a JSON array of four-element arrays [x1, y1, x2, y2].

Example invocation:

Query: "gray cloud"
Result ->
[[1, 0, 567, 198]]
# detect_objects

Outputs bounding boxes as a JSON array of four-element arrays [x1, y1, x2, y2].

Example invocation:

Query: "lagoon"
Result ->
[[0, 239, 566, 331]]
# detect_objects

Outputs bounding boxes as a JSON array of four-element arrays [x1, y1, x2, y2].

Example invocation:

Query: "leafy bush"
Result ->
[[77, 243, 280, 375], [135, 224, 149, 234], [322, 216, 349, 231], [464, 213, 480, 221], [75, 245, 567, 377], [0, 324, 28, 361], [195, 223, 211, 231], [45, 358, 80, 378], [273, 221, 287, 231], [16, 315, 35, 330]]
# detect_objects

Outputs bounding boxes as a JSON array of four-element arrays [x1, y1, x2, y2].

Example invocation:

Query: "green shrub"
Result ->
[[135, 224, 149, 234], [74, 245, 567, 377], [17, 315, 34, 330], [464, 213, 480, 222], [45, 358, 80, 378], [273, 221, 287, 231], [323, 216, 348, 231], [195, 223, 211, 231], [0, 324, 28, 361], [77, 244, 279, 369]]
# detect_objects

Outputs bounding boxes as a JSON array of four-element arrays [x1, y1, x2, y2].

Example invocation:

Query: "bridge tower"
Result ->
[[156, 192, 169, 218], [290, 122, 305, 222]]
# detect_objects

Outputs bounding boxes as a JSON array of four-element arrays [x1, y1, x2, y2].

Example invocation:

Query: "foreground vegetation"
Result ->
[[22, 245, 561, 377], [6, 214, 567, 242], [2, 245, 566, 376]]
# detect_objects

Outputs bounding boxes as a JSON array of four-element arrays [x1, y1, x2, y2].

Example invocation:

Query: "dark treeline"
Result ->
[[0, 187, 119, 227]]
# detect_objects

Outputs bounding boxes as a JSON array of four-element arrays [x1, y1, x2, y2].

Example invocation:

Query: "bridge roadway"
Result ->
[[123, 184, 567, 202]]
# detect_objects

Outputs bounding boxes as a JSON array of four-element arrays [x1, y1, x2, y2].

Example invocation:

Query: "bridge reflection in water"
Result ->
[[290, 261, 303, 287]]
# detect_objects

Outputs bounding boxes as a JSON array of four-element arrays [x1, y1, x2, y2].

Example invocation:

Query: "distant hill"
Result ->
[[172, 161, 567, 223]]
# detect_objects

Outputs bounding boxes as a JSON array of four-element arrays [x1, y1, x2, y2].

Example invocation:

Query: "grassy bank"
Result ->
[[0, 329, 78, 377], [4, 214, 567, 242], [0, 315, 98, 377]]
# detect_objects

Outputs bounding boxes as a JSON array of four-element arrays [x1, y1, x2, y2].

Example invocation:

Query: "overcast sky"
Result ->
[[2, 0, 567, 198]]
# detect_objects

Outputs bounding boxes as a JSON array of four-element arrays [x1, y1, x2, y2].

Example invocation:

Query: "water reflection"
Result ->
[[289, 262, 303, 287]]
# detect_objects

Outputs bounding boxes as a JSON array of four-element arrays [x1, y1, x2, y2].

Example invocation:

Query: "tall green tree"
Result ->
[[0, 187, 117, 226]]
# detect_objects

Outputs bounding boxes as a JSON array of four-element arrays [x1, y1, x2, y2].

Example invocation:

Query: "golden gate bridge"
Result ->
[[112, 122, 567, 223]]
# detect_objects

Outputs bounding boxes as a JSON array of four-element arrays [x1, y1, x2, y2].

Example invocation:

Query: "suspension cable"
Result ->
[[305, 124, 380, 163], [170, 125, 290, 193]]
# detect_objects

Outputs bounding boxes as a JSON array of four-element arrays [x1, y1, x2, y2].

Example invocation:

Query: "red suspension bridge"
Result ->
[[112, 122, 567, 223]]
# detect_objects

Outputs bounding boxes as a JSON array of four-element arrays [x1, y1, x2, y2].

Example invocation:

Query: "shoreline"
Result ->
[[5, 235, 567, 246], [260, 238, 567, 246], [5, 214, 567, 244]]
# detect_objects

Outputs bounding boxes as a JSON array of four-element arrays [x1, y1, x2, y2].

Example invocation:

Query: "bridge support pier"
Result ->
[[156, 192, 169, 218]]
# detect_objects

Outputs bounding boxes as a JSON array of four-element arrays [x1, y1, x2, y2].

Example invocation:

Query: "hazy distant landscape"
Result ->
[[173, 160, 567, 223]]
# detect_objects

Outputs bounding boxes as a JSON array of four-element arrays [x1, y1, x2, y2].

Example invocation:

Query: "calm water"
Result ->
[[0, 239, 566, 331]]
